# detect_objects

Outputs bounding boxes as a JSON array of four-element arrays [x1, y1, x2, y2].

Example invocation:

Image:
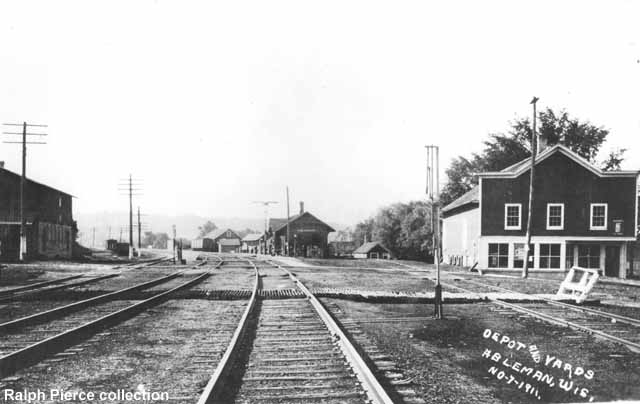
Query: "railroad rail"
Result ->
[[0, 256, 173, 303], [198, 258, 393, 404], [0, 271, 187, 332], [0, 274, 119, 303], [0, 274, 84, 296], [0, 259, 223, 378], [438, 276, 640, 353]]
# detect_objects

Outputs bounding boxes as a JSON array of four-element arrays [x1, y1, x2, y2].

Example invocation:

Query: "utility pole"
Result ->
[[252, 201, 278, 255], [286, 187, 291, 256], [118, 176, 142, 259], [426, 145, 442, 319], [2, 122, 48, 261], [523, 97, 539, 278], [128, 175, 133, 257], [92, 227, 96, 248], [137, 206, 141, 250], [172, 224, 177, 264]]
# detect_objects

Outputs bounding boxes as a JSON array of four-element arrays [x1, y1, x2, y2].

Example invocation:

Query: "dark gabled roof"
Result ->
[[353, 241, 392, 255], [201, 228, 240, 241], [480, 144, 639, 178], [441, 186, 479, 214], [268, 214, 300, 233], [242, 233, 264, 242], [0, 166, 75, 197], [269, 212, 335, 233]]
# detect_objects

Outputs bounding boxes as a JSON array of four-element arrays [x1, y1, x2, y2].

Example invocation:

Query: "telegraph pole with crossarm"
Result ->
[[2, 122, 48, 261]]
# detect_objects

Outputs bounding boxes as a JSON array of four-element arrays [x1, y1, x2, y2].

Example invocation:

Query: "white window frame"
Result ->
[[590, 203, 608, 230], [504, 203, 522, 230], [546, 203, 564, 230]]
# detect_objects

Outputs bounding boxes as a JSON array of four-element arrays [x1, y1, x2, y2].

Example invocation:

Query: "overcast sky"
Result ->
[[1, 1, 639, 226]]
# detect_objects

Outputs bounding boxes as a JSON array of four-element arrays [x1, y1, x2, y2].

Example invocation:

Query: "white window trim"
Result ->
[[504, 203, 522, 230], [590, 203, 608, 231], [546, 203, 564, 230]]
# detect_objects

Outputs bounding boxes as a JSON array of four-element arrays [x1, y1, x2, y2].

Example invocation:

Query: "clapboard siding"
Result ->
[[481, 152, 636, 237]]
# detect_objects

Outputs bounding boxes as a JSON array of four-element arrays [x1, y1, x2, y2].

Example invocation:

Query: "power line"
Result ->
[[117, 174, 144, 259], [2, 122, 48, 261]]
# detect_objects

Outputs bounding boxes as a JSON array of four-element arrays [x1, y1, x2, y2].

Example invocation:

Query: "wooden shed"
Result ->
[[353, 241, 393, 259]]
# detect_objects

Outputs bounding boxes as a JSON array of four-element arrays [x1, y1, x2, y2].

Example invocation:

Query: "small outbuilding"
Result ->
[[242, 233, 263, 254], [192, 228, 241, 253], [353, 241, 393, 259]]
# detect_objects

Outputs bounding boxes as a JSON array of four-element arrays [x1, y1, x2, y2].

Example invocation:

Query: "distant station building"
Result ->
[[192, 228, 241, 253], [353, 241, 393, 259], [442, 144, 639, 278], [241, 233, 263, 254], [0, 163, 76, 261], [267, 202, 334, 258]]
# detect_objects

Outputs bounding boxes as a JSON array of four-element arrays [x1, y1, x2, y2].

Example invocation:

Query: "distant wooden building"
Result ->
[[353, 241, 393, 259], [106, 239, 118, 251], [192, 228, 241, 253], [0, 164, 75, 261], [267, 202, 334, 257], [241, 233, 263, 253]]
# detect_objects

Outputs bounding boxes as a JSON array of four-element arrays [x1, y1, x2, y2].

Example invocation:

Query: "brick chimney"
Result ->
[[299, 201, 304, 215], [0, 161, 4, 168]]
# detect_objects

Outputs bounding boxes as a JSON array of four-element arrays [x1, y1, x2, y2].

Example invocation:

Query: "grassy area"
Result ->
[[293, 265, 434, 293], [300, 257, 411, 268], [329, 300, 640, 403]]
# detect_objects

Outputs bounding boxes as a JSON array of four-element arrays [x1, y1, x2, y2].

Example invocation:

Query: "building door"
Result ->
[[605, 246, 620, 277]]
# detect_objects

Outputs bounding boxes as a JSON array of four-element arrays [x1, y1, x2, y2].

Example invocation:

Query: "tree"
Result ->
[[197, 221, 217, 238], [440, 108, 619, 206], [333, 228, 354, 242], [601, 148, 627, 171], [440, 156, 483, 208], [153, 233, 169, 249], [141, 231, 157, 247], [353, 201, 434, 260], [237, 228, 259, 239], [353, 218, 375, 248], [141, 231, 170, 249]]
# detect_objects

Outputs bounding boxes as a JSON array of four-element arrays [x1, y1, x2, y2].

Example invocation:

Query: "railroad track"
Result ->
[[437, 276, 640, 353], [0, 258, 222, 378], [0, 256, 173, 304], [0, 273, 120, 303], [198, 258, 393, 404], [112, 255, 174, 270]]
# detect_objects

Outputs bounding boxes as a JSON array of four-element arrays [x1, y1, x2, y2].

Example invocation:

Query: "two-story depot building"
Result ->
[[442, 144, 639, 278]]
